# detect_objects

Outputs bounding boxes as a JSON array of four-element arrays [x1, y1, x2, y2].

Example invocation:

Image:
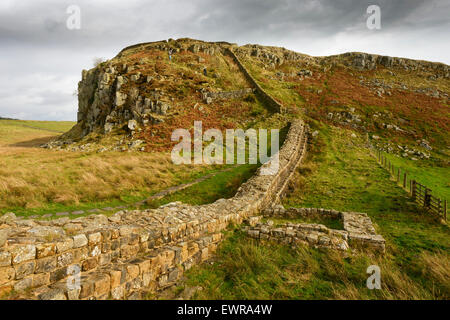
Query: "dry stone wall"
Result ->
[[0, 118, 308, 300], [226, 48, 285, 113], [202, 88, 255, 104]]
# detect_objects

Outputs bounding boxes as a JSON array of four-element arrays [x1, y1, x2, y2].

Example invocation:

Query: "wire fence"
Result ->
[[374, 149, 447, 220]]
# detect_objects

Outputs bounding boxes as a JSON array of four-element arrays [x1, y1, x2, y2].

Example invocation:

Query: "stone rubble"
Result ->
[[245, 207, 385, 253]]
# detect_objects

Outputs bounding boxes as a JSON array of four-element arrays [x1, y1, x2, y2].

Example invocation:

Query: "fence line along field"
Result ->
[[375, 150, 448, 220]]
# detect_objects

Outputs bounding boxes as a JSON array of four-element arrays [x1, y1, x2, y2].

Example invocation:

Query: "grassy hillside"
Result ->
[[1, 40, 448, 300], [182, 121, 449, 300], [149, 43, 449, 300], [237, 47, 450, 154]]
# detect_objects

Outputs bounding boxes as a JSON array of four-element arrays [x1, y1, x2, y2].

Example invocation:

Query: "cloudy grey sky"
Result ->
[[1, 0, 449, 121]]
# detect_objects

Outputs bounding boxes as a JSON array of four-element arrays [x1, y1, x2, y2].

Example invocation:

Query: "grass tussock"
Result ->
[[186, 230, 449, 300]]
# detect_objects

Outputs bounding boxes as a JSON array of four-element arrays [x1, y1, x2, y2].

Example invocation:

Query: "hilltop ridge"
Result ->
[[45, 38, 449, 161]]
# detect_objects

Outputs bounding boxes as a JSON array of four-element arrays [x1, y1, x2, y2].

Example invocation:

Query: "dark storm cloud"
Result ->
[[0, 0, 449, 120]]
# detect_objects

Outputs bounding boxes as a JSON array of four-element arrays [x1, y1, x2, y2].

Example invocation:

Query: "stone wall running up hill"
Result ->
[[226, 48, 285, 113], [0, 118, 308, 300]]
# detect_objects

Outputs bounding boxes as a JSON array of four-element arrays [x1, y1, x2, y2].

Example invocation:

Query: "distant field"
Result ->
[[0, 119, 226, 216], [383, 153, 449, 200], [0, 119, 75, 136], [0, 119, 75, 146]]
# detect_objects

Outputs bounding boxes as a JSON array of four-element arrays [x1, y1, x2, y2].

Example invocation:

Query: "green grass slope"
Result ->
[[183, 121, 449, 300]]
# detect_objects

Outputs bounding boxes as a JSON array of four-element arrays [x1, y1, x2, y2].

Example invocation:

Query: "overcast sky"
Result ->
[[1, 0, 449, 121]]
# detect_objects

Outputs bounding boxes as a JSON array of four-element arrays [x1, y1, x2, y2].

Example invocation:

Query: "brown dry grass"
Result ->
[[0, 121, 217, 212]]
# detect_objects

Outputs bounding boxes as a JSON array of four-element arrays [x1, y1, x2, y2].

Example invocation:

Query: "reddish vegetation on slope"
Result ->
[[289, 66, 449, 144]]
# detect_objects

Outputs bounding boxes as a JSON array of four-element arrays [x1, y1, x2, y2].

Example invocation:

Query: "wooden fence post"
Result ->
[[411, 180, 416, 199], [403, 172, 407, 188], [424, 188, 431, 209], [397, 168, 400, 183], [444, 200, 447, 221]]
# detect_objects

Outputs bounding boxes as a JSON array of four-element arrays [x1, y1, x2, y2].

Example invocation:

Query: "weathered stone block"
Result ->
[[73, 234, 88, 248], [79, 277, 94, 299], [56, 238, 74, 253], [32, 272, 50, 288], [109, 270, 121, 288], [120, 244, 139, 259], [82, 258, 98, 271], [66, 288, 81, 300], [36, 243, 56, 259], [99, 253, 111, 266], [35, 256, 57, 273], [50, 267, 68, 283], [111, 285, 124, 300], [100, 230, 112, 241], [93, 274, 110, 297], [111, 239, 120, 251], [120, 236, 130, 246], [14, 260, 35, 279], [126, 264, 139, 280], [136, 260, 151, 275], [111, 229, 120, 239], [0, 251, 11, 267], [89, 245, 101, 257], [142, 271, 155, 287], [88, 232, 102, 245], [168, 268, 180, 283], [201, 248, 208, 261], [57, 251, 74, 268], [111, 250, 120, 262], [119, 226, 135, 237], [38, 288, 66, 300], [158, 274, 168, 287], [14, 276, 33, 291], [0, 230, 10, 247], [0, 267, 15, 285], [129, 234, 140, 245], [10, 244, 36, 264], [101, 242, 111, 253]]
